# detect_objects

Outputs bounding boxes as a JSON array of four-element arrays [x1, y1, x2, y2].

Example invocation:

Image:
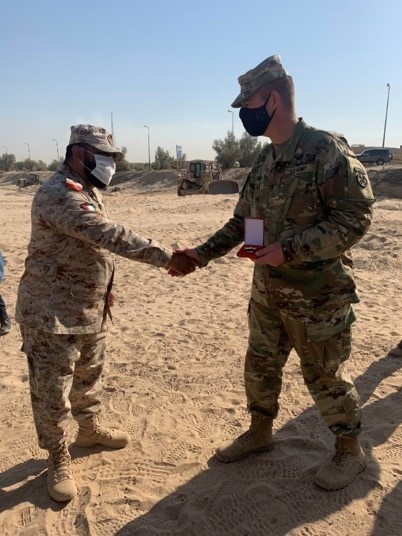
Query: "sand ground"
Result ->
[[0, 175, 401, 536]]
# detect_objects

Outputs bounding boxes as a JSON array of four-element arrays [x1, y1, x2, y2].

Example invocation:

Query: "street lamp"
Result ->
[[227, 109, 234, 135], [25, 142, 31, 160], [382, 83, 391, 148], [52, 138, 60, 161], [2, 145, 7, 156], [143, 125, 151, 171]]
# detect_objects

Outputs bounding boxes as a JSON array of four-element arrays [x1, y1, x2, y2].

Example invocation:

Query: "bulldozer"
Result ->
[[17, 173, 41, 188], [176, 160, 239, 196]]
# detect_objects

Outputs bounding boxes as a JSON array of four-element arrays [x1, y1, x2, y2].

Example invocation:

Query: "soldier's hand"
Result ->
[[253, 242, 285, 266], [174, 248, 200, 263], [166, 251, 200, 277]]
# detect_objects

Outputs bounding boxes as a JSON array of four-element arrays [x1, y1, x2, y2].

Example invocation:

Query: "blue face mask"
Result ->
[[239, 94, 275, 137]]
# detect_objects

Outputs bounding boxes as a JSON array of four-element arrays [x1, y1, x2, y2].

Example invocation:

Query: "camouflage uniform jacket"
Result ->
[[16, 165, 172, 334], [196, 119, 375, 317]]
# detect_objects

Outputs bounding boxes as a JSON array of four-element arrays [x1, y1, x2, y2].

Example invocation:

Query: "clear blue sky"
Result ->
[[1, 0, 401, 163]]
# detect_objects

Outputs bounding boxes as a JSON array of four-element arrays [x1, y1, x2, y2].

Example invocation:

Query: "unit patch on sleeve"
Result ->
[[356, 172, 368, 188]]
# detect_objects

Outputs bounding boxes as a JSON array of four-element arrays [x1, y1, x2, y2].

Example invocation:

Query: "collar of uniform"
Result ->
[[60, 164, 95, 196], [279, 118, 308, 162]]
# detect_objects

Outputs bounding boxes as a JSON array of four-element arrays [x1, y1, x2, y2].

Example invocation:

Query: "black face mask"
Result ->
[[239, 94, 275, 137]]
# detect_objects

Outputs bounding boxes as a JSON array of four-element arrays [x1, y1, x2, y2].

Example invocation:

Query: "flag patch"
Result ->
[[80, 202, 96, 212]]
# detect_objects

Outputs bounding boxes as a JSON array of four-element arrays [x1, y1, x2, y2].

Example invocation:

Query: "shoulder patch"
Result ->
[[65, 178, 83, 192], [80, 202, 96, 212], [356, 172, 368, 188]]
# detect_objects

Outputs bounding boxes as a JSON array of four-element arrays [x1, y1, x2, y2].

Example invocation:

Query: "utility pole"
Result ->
[[227, 109, 234, 135], [111, 112, 115, 142], [52, 138, 60, 161], [143, 125, 151, 171], [382, 83, 391, 148], [25, 142, 31, 160]]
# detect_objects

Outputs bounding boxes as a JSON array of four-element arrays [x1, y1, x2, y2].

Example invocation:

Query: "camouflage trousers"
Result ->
[[245, 299, 362, 438], [21, 325, 107, 449]]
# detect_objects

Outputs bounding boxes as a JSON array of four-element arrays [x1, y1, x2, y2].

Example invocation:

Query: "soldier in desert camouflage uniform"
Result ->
[[176, 55, 375, 490], [16, 124, 198, 502]]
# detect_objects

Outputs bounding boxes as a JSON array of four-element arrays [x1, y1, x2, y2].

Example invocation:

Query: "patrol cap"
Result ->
[[231, 54, 289, 108], [69, 124, 124, 162]]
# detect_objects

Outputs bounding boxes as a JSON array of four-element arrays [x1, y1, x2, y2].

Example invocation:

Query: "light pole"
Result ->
[[143, 125, 151, 171], [25, 142, 31, 160], [382, 83, 391, 148], [52, 138, 60, 161], [2, 145, 7, 156], [227, 109, 234, 135]]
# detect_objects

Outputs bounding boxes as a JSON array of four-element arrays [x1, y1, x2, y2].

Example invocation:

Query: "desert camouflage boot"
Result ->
[[314, 436, 366, 490], [215, 413, 274, 463], [47, 442, 77, 502], [75, 414, 130, 449]]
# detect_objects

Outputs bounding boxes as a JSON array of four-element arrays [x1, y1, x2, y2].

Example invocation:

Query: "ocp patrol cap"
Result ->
[[231, 54, 289, 108]]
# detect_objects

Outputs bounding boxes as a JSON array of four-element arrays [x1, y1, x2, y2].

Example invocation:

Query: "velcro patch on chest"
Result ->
[[80, 202, 96, 212]]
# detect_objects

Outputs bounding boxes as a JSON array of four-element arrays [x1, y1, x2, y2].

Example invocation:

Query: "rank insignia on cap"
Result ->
[[356, 173, 368, 188], [65, 178, 83, 192], [80, 202, 96, 212]]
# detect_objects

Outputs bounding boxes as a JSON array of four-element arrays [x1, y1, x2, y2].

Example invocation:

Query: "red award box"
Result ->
[[237, 218, 264, 260]]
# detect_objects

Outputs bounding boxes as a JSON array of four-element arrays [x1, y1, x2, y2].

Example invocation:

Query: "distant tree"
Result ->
[[48, 159, 61, 171], [239, 133, 264, 167], [154, 146, 174, 170], [14, 161, 26, 171], [212, 131, 241, 169], [13, 158, 47, 171], [24, 158, 35, 171], [0, 153, 16, 171], [116, 146, 130, 172], [131, 163, 148, 171], [34, 160, 48, 171]]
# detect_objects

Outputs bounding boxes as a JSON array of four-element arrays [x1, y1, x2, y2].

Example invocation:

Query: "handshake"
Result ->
[[166, 248, 201, 277]]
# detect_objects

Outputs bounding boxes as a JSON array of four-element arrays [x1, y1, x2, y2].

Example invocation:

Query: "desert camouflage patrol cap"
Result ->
[[69, 124, 124, 162], [231, 54, 289, 108]]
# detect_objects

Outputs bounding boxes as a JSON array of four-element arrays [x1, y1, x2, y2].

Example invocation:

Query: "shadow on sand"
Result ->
[[114, 354, 402, 536]]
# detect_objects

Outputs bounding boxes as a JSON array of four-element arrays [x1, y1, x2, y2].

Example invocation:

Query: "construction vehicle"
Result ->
[[17, 173, 41, 188], [176, 160, 239, 196]]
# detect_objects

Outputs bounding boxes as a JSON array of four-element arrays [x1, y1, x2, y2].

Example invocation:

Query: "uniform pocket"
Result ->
[[305, 305, 356, 343]]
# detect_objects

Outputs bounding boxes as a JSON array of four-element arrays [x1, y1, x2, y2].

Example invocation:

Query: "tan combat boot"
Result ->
[[314, 436, 366, 490], [47, 442, 77, 502], [215, 413, 274, 463], [75, 414, 130, 449], [389, 341, 402, 357]]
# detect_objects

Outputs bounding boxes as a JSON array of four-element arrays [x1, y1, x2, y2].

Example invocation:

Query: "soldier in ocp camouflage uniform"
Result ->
[[16, 124, 199, 502], [177, 55, 375, 490]]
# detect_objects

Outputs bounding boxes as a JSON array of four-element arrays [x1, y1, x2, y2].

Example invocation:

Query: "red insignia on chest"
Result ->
[[65, 178, 83, 192]]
